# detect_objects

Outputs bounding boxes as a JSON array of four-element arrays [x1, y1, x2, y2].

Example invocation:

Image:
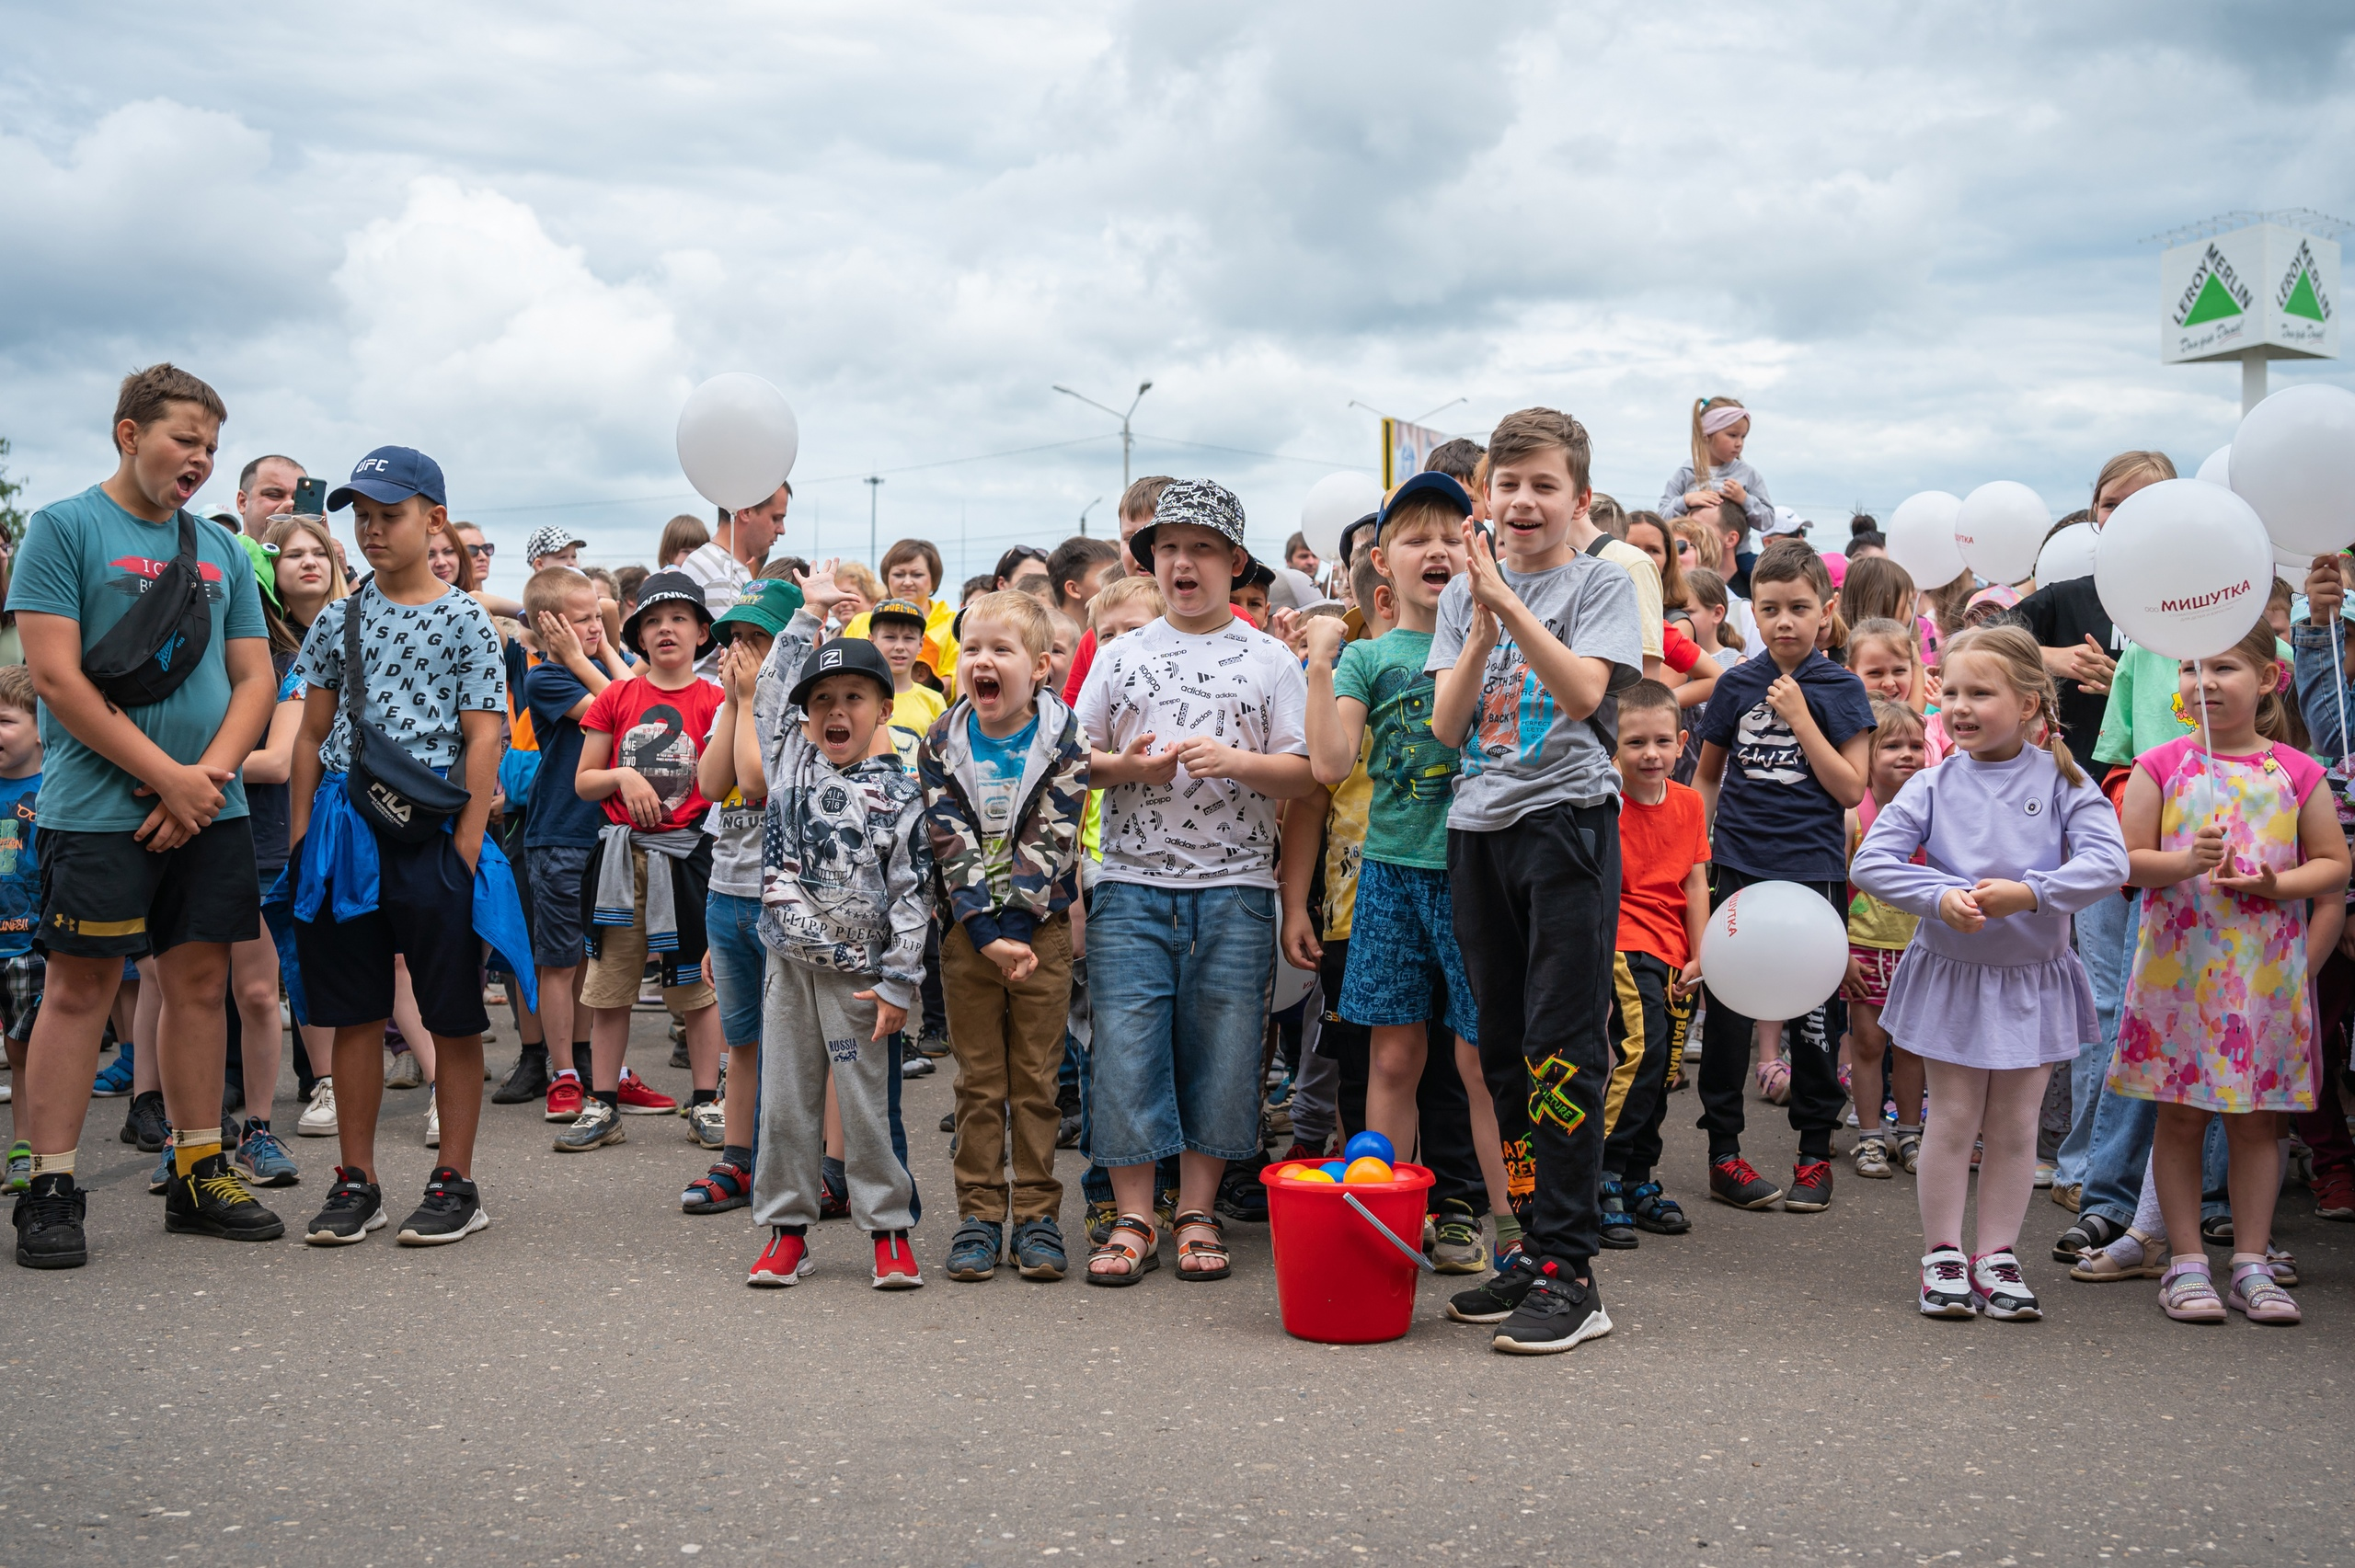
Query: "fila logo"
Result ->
[[368, 782, 413, 824]]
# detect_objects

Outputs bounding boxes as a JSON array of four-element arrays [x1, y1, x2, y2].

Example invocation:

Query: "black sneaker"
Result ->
[[1708, 1155, 1783, 1209], [1444, 1248, 1539, 1324], [165, 1152, 286, 1242], [122, 1090, 168, 1152], [397, 1167, 489, 1246], [1784, 1159, 1835, 1213], [305, 1168, 386, 1245], [491, 1051, 550, 1105], [913, 1028, 953, 1059], [1598, 1175, 1638, 1250], [13, 1175, 88, 1269], [1491, 1263, 1613, 1355]]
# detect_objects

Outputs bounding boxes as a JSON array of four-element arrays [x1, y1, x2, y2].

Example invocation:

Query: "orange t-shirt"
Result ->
[[1615, 779, 1710, 968]]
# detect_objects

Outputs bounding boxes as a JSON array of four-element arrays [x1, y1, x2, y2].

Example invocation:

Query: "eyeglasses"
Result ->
[[466, 543, 495, 559]]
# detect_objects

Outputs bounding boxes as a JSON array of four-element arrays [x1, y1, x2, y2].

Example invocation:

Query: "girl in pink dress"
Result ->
[[2112, 620, 2349, 1326]]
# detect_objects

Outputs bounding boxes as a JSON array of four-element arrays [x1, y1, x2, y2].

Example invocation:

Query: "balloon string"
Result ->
[[2194, 655, 2217, 844], [2336, 617, 2351, 772]]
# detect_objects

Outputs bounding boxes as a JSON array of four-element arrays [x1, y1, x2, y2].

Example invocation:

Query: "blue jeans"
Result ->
[[2054, 890, 2134, 1187], [705, 892, 766, 1048], [1086, 880, 1277, 1167]]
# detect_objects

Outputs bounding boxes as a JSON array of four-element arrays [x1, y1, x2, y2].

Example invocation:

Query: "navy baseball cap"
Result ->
[[327, 446, 447, 512], [1378, 471, 1473, 527]]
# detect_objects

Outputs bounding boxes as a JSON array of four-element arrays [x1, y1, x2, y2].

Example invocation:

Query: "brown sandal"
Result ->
[[1083, 1214, 1159, 1288], [1173, 1209, 1231, 1282]]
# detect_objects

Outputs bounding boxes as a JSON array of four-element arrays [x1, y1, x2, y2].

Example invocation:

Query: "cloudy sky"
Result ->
[[5, 2, 2351, 594]]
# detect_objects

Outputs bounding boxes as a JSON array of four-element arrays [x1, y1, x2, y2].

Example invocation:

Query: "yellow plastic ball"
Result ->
[[1291, 1167, 1338, 1184], [1342, 1156, 1394, 1185]]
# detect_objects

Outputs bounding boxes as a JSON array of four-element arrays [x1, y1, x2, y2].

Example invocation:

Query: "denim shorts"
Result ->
[[1086, 879, 1277, 1166], [1338, 858, 1479, 1043], [706, 891, 766, 1047]]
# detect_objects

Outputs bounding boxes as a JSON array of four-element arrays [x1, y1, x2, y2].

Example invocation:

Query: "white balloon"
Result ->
[[1885, 491, 1967, 589], [1696, 879, 1849, 1023], [2195, 444, 2232, 486], [2233, 383, 2355, 557], [1299, 472, 1384, 562], [675, 373, 799, 511], [1955, 481, 2051, 584], [2035, 521, 2098, 584], [2093, 478, 2274, 660], [2277, 546, 2314, 589]]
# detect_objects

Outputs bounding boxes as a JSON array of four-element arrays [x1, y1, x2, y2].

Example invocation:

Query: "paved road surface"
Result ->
[[5, 1013, 2349, 1566]]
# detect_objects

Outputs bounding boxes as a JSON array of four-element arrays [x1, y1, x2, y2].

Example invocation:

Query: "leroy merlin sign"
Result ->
[[2162, 223, 2339, 363]]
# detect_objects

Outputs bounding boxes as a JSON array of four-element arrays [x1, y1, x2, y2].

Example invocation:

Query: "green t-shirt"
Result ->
[[8, 485, 267, 831], [1333, 627, 1459, 870], [2094, 638, 2291, 769]]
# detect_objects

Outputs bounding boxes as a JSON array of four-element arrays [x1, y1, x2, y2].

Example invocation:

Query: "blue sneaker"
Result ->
[[149, 1133, 176, 1195], [944, 1217, 1004, 1282], [232, 1122, 299, 1188], [92, 1045, 135, 1099]]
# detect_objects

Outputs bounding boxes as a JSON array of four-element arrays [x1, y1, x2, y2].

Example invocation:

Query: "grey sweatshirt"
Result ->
[[1659, 458, 1774, 535]]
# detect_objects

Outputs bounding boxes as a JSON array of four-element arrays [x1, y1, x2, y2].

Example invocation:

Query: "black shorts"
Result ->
[[294, 831, 489, 1038], [525, 844, 592, 970], [39, 818, 261, 959]]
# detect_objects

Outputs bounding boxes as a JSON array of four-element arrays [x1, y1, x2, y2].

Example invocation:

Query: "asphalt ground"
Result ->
[[4, 1011, 2351, 1568]]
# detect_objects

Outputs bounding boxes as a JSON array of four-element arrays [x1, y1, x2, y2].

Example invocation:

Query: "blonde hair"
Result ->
[[1689, 395, 1748, 486], [964, 589, 1051, 658], [1673, 516, 1721, 572], [0, 664, 35, 717], [1683, 568, 1744, 652], [523, 565, 593, 624], [2092, 450, 2177, 510], [1940, 624, 2085, 784], [835, 560, 883, 606], [1089, 573, 1166, 631], [263, 514, 348, 604], [1846, 616, 1922, 707]]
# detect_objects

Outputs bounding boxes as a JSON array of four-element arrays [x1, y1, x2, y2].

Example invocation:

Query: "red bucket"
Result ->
[[1259, 1161, 1436, 1345]]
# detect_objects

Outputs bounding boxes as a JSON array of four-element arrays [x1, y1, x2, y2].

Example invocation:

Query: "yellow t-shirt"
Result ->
[[1844, 810, 1918, 950], [1321, 749, 1373, 942], [843, 598, 960, 700], [1594, 537, 1665, 661], [886, 681, 948, 773]]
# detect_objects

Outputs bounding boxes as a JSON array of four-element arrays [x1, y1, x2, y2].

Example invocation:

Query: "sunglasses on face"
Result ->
[[1675, 540, 1694, 555], [466, 543, 495, 558]]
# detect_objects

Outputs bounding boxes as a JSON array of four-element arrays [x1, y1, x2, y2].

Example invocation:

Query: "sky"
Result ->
[[4, 2, 2352, 597]]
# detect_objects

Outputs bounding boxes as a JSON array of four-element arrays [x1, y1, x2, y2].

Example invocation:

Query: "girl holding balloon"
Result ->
[[2108, 620, 2348, 1325], [1851, 625, 2129, 1321]]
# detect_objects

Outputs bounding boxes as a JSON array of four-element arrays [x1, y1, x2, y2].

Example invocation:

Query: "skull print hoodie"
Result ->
[[752, 607, 933, 1010]]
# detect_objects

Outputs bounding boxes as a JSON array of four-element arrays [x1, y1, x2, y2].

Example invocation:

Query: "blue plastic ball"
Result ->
[[1343, 1130, 1396, 1165], [1319, 1161, 1348, 1181]]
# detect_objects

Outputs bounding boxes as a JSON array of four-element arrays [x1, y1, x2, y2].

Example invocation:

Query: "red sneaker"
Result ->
[[748, 1228, 812, 1288], [2315, 1168, 2355, 1221], [871, 1230, 924, 1289], [615, 1070, 676, 1116], [544, 1076, 584, 1123]]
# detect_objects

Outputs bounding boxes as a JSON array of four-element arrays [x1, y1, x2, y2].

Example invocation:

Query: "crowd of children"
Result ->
[[6, 364, 2352, 1352]]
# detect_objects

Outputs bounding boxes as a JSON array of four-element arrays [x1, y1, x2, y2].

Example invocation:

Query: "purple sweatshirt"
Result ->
[[1850, 746, 2129, 967]]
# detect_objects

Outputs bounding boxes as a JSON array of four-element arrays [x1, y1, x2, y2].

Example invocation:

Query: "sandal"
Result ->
[[2267, 1243, 2299, 1288], [1628, 1182, 1690, 1235], [2157, 1257, 2225, 1323], [2228, 1257, 2301, 1324], [679, 1161, 751, 1215], [1172, 1209, 1232, 1282], [2068, 1227, 2165, 1282], [1892, 1132, 1922, 1174], [1755, 1059, 1791, 1105], [2051, 1210, 2129, 1263], [1083, 1214, 1159, 1288]]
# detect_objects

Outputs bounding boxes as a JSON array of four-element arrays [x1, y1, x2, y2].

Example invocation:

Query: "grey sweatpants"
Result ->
[[752, 955, 917, 1233]]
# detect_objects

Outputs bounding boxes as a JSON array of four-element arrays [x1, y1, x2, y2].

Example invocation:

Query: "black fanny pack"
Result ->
[[340, 578, 471, 843], [83, 509, 214, 708]]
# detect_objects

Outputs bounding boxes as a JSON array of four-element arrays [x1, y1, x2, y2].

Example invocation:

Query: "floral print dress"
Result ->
[[2110, 736, 2321, 1113]]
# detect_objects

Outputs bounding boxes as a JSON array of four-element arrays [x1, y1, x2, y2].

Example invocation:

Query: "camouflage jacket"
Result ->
[[752, 609, 932, 1011], [916, 690, 1087, 948]]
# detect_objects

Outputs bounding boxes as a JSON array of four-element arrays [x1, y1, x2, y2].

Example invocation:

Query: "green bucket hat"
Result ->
[[710, 578, 805, 645], [235, 532, 282, 611]]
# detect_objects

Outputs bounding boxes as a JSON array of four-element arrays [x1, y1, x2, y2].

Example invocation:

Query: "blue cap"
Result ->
[[1378, 470, 1473, 526], [327, 446, 446, 512]]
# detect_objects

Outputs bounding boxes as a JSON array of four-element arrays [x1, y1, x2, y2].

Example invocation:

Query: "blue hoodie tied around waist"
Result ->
[[263, 773, 538, 1024]]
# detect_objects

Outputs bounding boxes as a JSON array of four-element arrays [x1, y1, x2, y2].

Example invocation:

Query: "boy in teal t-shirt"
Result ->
[[1301, 472, 1479, 1176]]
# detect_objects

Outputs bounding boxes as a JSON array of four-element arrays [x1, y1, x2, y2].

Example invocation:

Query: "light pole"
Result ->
[[1078, 496, 1103, 536], [865, 475, 883, 566], [1053, 380, 1153, 496]]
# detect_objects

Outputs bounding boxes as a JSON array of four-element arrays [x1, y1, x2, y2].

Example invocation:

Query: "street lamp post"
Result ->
[[865, 475, 883, 566], [1053, 380, 1154, 499]]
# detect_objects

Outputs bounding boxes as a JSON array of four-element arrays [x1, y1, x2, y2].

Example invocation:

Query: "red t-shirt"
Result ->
[[580, 674, 727, 833], [1063, 627, 1097, 705], [1616, 779, 1711, 967]]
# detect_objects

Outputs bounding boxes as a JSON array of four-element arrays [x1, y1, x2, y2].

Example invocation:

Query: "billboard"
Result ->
[[1381, 418, 1449, 489], [2160, 223, 2338, 364]]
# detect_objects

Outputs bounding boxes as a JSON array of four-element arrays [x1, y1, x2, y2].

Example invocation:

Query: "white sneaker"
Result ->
[[687, 1099, 726, 1150], [424, 1088, 441, 1150], [1919, 1246, 1974, 1317], [298, 1078, 339, 1138], [1970, 1248, 2041, 1322]]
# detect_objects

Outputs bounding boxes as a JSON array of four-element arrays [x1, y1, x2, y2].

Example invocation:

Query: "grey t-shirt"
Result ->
[[1425, 555, 1644, 830], [295, 585, 508, 774], [702, 705, 764, 898]]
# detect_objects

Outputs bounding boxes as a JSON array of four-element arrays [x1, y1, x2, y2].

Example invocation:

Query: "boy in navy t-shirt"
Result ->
[[1693, 544, 1875, 1215], [0, 665, 42, 1196]]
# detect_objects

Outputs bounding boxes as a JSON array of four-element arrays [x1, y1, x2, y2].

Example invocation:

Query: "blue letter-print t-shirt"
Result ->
[[1695, 648, 1877, 882]]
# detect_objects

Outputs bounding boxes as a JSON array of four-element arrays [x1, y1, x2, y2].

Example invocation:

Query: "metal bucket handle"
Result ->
[[1342, 1190, 1436, 1273]]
